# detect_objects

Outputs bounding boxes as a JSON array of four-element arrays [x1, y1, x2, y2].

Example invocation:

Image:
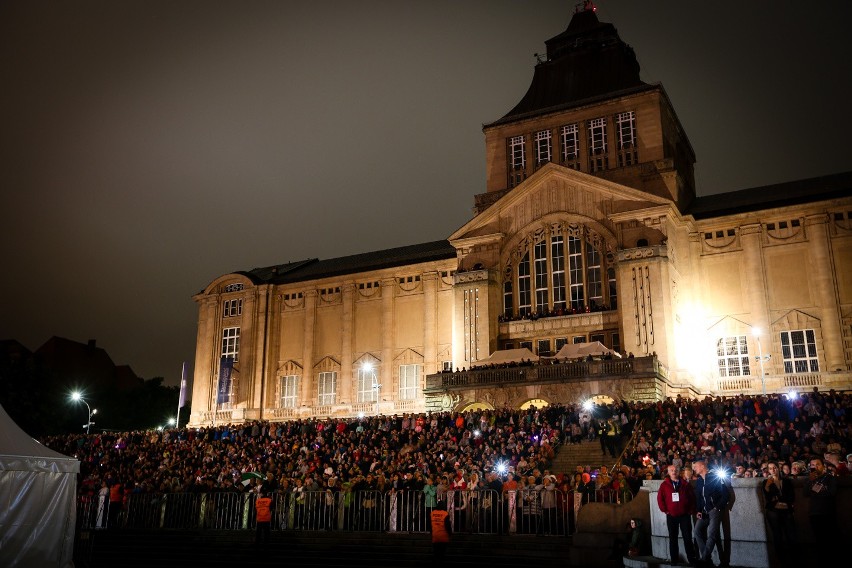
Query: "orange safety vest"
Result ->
[[430, 510, 450, 543], [255, 497, 272, 522]]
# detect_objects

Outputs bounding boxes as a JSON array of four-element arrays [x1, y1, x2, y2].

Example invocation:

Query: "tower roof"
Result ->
[[489, 3, 645, 126]]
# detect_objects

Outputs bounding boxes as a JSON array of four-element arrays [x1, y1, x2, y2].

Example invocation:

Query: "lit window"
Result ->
[[317, 372, 337, 405], [781, 330, 819, 373], [588, 117, 608, 172], [551, 236, 566, 311], [279, 375, 298, 408], [560, 123, 580, 169], [399, 364, 420, 400], [356, 367, 378, 403], [508, 135, 526, 188], [534, 240, 548, 312], [616, 111, 637, 166], [517, 252, 531, 316], [534, 130, 552, 165], [223, 298, 242, 318], [221, 327, 240, 362], [716, 336, 750, 377]]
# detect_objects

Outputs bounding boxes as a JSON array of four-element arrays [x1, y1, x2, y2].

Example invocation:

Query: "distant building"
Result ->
[[188, 5, 851, 426]]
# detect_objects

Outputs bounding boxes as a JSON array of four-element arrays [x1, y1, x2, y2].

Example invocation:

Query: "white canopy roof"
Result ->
[[553, 341, 621, 360], [475, 347, 539, 365]]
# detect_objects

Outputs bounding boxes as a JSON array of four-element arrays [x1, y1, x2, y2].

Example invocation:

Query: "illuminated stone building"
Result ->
[[187, 5, 851, 426]]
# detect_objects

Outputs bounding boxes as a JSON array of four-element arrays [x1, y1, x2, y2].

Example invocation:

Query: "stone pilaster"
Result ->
[[805, 214, 845, 370], [340, 283, 355, 403], [381, 278, 397, 401], [300, 290, 317, 405], [422, 272, 439, 375]]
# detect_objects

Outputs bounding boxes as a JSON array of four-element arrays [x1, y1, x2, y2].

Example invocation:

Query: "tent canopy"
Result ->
[[0, 404, 80, 567], [475, 347, 539, 366], [553, 341, 621, 360]]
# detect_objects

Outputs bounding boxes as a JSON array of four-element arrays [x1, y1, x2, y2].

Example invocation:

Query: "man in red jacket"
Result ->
[[657, 464, 698, 566]]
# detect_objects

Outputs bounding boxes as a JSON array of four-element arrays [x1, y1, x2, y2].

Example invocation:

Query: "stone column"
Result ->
[[380, 278, 397, 405], [422, 272, 439, 375], [300, 290, 317, 406], [740, 223, 771, 372], [340, 283, 355, 404], [805, 214, 844, 370]]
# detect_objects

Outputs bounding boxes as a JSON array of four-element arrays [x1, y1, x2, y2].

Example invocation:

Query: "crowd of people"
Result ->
[[41, 388, 850, 541]]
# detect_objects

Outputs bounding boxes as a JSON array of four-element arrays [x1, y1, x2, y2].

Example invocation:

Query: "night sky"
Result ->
[[3, 1, 851, 387]]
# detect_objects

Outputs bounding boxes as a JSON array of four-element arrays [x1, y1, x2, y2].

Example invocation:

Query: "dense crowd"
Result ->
[[40, 387, 850, 505]]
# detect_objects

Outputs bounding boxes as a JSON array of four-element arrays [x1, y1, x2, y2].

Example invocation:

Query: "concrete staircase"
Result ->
[[550, 438, 620, 477]]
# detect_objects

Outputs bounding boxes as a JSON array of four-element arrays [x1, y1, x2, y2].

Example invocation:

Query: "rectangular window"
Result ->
[[519, 341, 533, 350], [588, 117, 608, 172], [317, 372, 337, 406], [716, 336, 750, 377], [517, 252, 531, 316], [551, 236, 566, 311], [279, 375, 298, 408], [586, 242, 602, 308], [611, 332, 621, 354], [607, 267, 617, 310], [572, 336, 586, 344], [537, 339, 551, 356], [503, 281, 513, 318], [534, 240, 548, 312], [781, 330, 819, 373], [356, 368, 378, 403], [508, 135, 526, 188], [590, 333, 605, 344], [616, 111, 637, 166], [223, 298, 242, 318], [399, 364, 420, 401], [534, 130, 552, 165], [555, 337, 568, 352], [568, 236, 584, 310], [560, 123, 580, 169], [442, 361, 453, 372], [221, 327, 240, 362]]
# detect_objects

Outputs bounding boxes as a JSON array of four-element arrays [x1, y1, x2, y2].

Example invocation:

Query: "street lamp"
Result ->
[[752, 328, 771, 396], [70, 392, 96, 434]]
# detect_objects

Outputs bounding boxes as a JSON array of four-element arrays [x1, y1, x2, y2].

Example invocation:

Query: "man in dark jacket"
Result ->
[[657, 464, 698, 566], [692, 458, 730, 568]]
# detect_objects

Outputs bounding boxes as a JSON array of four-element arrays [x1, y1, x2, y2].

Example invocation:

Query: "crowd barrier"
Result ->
[[77, 487, 631, 536]]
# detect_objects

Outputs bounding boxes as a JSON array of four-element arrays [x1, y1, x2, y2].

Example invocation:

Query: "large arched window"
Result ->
[[503, 223, 616, 317]]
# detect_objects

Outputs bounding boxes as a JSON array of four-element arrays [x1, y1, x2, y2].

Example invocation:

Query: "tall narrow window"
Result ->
[[317, 372, 337, 405], [356, 368, 377, 403], [503, 281, 513, 318], [586, 242, 602, 308], [279, 375, 298, 408], [568, 236, 584, 310], [588, 117, 608, 172], [508, 135, 526, 188], [399, 364, 420, 400], [781, 330, 819, 373], [534, 130, 552, 166], [534, 240, 548, 313], [560, 123, 580, 169], [616, 111, 637, 166], [716, 336, 750, 377], [537, 339, 551, 356], [517, 252, 531, 316], [607, 267, 617, 310], [551, 236, 566, 311], [221, 327, 240, 362]]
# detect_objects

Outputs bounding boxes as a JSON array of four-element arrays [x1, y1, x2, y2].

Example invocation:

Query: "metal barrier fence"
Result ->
[[78, 487, 630, 535]]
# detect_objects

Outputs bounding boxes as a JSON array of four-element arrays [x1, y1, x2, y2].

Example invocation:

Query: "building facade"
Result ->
[[187, 6, 852, 427]]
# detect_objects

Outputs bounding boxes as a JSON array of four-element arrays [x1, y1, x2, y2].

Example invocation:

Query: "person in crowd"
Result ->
[[762, 461, 796, 566], [692, 457, 729, 568], [805, 456, 839, 565], [657, 464, 698, 566], [254, 490, 272, 545], [430, 499, 452, 560]]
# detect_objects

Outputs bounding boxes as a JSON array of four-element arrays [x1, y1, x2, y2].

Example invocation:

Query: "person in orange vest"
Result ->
[[255, 490, 273, 545], [108, 480, 123, 529], [430, 499, 452, 560]]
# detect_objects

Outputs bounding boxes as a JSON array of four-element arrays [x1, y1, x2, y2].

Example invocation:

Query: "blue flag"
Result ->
[[217, 356, 234, 405]]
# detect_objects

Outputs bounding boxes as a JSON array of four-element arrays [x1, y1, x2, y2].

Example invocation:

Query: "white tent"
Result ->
[[553, 341, 621, 360], [474, 347, 539, 366], [0, 404, 79, 568]]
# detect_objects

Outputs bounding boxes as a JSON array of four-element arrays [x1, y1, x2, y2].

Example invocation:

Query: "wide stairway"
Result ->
[[75, 529, 574, 568], [549, 437, 618, 477]]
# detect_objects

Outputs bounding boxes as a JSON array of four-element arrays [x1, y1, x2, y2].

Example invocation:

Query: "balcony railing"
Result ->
[[425, 356, 663, 392]]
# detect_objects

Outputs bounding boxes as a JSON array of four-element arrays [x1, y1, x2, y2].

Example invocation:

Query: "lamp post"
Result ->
[[70, 392, 96, 434], [752, 328, 770, 396]]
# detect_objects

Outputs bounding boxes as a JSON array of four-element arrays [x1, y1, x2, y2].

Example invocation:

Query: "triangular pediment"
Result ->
[[449, 163, 672, 245]]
